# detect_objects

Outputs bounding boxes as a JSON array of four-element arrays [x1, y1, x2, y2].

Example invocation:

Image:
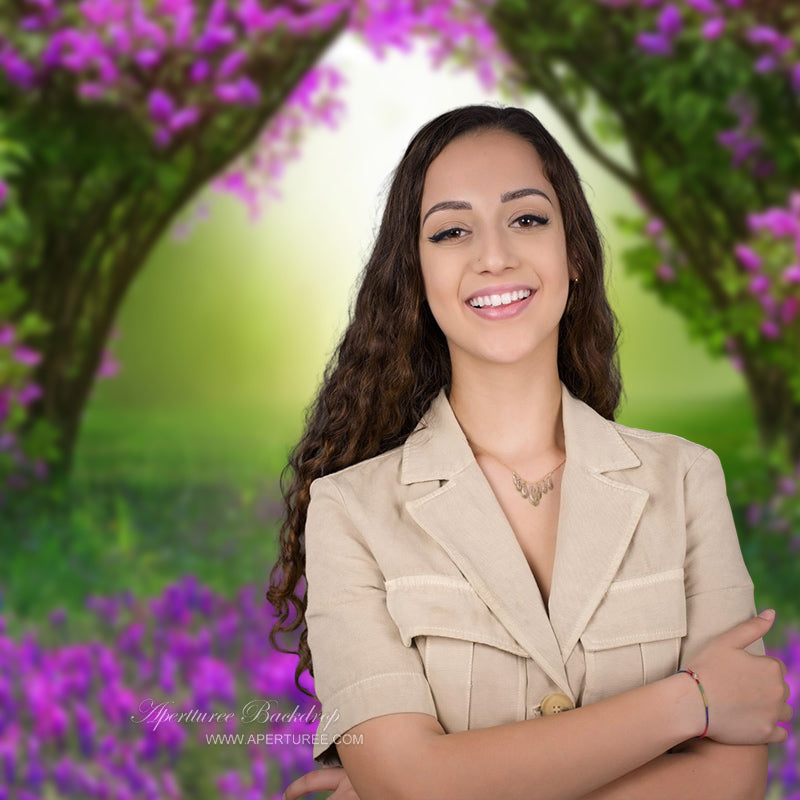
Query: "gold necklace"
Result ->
[[468, 440, 566, 507]]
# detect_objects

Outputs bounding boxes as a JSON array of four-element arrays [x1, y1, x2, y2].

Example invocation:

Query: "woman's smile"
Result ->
[[466, 285, 536, 320]]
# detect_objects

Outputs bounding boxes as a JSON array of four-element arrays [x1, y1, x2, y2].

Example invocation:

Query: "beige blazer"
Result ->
[[304, 382, 763, 766]]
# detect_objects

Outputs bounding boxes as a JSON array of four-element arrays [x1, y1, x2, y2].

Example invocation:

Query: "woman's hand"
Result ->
[[283, 766, 360, 800], [683, 609, 793, 745]]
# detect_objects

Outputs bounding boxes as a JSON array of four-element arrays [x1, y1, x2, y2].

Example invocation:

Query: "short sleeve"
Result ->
[[304, 476, 437, 766], [679, 447, 764, 670]]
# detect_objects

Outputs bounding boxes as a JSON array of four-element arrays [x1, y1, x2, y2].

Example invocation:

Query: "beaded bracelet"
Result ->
[[676, 668, 709, 739]]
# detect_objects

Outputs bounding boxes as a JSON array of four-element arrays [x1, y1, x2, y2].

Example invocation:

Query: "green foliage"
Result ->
[[0, 127, 31, 269], [1, 475, 281, 629]]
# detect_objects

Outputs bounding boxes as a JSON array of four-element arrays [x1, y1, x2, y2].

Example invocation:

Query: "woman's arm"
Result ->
[[335, 611, 784, 800], [283, 735, 768, 800], [576, 741, 768, 800]]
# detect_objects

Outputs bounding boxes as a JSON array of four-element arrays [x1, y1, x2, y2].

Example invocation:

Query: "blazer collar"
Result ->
[[400, 382, 649, 698], [401, 382, 640, 484]]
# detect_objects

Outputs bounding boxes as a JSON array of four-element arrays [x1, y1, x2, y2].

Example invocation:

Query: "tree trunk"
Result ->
[[12, 21, 344, 479]]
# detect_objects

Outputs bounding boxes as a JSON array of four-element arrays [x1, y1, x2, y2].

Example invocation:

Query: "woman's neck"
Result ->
[[447, 363, 565, 472]]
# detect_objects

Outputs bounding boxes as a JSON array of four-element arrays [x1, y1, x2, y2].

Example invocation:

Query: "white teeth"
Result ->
[[468, 288, 532, 308]]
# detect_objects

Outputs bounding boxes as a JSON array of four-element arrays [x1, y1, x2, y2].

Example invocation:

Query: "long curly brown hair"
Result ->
[[266, 104, 622, 698]]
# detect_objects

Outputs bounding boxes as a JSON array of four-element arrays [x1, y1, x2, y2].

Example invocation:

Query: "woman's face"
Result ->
[[418, 129, 574, 373]]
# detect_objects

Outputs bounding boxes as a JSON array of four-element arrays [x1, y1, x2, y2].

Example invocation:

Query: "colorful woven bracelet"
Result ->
[[676, 668, 709, 738]]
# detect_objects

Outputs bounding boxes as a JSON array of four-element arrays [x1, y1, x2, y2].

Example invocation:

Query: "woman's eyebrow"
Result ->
[[501, 187, 553, 205], [422, 188, 553, 225]]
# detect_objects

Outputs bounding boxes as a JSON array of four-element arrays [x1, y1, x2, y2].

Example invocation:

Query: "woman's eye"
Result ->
[[428, 227, 467, 243], [514, 214, 549, 228]]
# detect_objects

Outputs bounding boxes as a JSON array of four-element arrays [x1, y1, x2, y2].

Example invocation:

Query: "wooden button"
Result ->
[[541, 692, 575, 715]]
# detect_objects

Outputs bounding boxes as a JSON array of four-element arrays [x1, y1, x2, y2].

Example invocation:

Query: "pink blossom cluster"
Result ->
[[734, 192, 800, 341], [0, 575, 318, 799], [716, 93, 773, 178], [0, 324, 48, 493], [641, 215, 682, 283], [348, 0, 512, 91], [0, 0, 350, 149], [1, 0, 510, 221], [174, 63, 347, 236], [616, 0, 800, 94]]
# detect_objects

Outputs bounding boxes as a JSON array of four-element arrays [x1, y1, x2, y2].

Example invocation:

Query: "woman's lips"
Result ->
[[466, 290, 535, 320]]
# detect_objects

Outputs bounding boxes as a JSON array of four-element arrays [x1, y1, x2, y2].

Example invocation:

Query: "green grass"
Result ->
[[1, 477, 283, 637], [1, 401, 301, 634]]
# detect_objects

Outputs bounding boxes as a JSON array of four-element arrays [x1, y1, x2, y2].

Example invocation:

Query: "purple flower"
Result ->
[[148, 89, 175, 123], [760, 319, 780, 339], [657, 5, 682, 37], [0, 325, 15, 346], [758, 294, 777, 314], [636, 32, 673, 56], [16, 383, 42, 406], [701, 18, 725, 40], [780, 297, 800, 325], [190, 59, 211, 83], [134, 49, 162, 69], [215, 76, 260, 105], [747, 26, 793, 56], [97, 349, 119, 378], [685, 0, 717, 13], [0, 46, 37, 90], [749, 274, 770, 295], [783, 264, 800, 284], [169, 107, 200, 132], [218, 49, 247, 80], [12, 345, 41, 367], [754, 54, 778, 74], [657, 264, 676, 281], [734, 244, 762, 272], [645, 218, 664, 236], [0, 180, 8, 207], [195, 24, 236, 54], [749, 209, 800, 238]]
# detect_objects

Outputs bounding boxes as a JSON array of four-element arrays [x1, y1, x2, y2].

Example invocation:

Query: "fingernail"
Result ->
[[759, 609, 775, 620]]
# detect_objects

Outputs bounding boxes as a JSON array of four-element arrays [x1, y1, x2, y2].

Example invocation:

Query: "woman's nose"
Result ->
[[474, 227, 519, 272]]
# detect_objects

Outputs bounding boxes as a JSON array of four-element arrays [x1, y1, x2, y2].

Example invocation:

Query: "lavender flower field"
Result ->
[[0, 573, 796, 799], [0, 576, 322, 799]]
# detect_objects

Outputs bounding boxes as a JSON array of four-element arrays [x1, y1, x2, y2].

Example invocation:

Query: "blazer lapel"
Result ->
[[400, 383, 649, 695], [547, 386, 649, 663]]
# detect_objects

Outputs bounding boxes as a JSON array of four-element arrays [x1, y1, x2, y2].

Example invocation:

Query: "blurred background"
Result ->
[[1, 2, 798, 798]]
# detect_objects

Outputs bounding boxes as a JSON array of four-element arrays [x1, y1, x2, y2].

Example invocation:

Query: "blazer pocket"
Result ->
[[386, 576, 528, 733], [580, 569, 687, 705]]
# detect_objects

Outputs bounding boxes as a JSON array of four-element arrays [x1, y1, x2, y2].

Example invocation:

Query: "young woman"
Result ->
[[268, 105, 792, 800]]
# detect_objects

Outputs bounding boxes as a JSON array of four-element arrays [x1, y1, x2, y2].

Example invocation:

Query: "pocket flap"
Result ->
[[581, 569, 687, 650], [385, 575, 528, 657]]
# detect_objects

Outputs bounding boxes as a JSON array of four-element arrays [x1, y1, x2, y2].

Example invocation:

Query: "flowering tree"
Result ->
[[489, 0, 800, 463], [0, 0, 508, 494], [0, 0, 349, 487]]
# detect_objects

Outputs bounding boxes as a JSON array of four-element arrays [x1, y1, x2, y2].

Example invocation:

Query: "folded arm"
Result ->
[[576, 739, 768, 800]]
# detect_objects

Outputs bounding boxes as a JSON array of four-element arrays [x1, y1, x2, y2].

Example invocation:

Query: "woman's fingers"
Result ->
[[769, 725, 790, 744], [283, 766, 348, 800]]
